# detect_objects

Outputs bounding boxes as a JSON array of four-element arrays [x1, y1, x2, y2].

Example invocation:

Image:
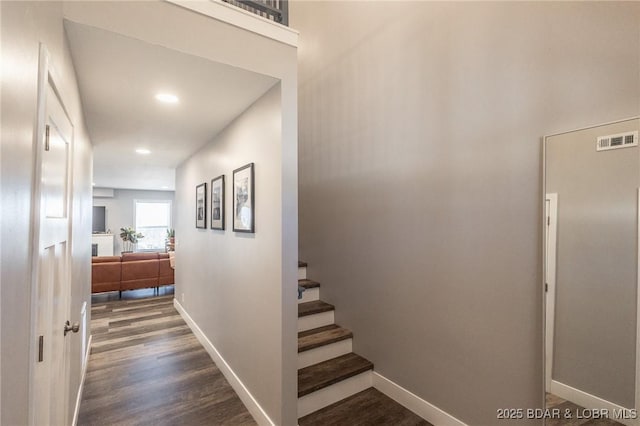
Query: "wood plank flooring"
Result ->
[[298, 324, 352, 353], [299, 388, 431, 426], [78, 294, 256, 426], [298, 300, 334, 317], [298, 279, 320, 289]]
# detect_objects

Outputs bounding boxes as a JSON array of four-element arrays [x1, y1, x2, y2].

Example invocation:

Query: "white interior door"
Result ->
[[30, 48, 74, 426], [545, 193, 558, 390]]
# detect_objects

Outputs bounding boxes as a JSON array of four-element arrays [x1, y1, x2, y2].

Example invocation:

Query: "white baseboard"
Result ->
[[173, 299, 274, 426], [72, 334, 92, 426], [373, 372, 467, 426], [549, 380, 637, 426]]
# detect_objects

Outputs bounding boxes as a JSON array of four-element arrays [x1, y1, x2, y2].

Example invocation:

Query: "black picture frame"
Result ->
[[195, 182, 207, 229], [232, 163, 255, 233], [210, 175, 225, 230]]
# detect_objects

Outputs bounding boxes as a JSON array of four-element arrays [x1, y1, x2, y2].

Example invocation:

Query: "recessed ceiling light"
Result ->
[[92, 182, 96, 186], [136, 148, 151, 155], [155, 93, 179, 104], [161, 186, 169, 189]]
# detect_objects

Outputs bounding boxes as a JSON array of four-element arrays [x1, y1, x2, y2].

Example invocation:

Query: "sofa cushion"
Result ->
[[91, 261, 121, 293], [121, 259, 159, 280], [121, 258, 159, 291], [92, 256, 122, 264], [122, 252, 159, 262]]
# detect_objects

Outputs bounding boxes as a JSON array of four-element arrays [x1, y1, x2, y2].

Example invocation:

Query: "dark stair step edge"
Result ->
[[298, 324, 353, 353], [298, 300, 334, 318], [299, 279, 320, 289], [298, 353, 373, 398], [299, 261, 308, 268]]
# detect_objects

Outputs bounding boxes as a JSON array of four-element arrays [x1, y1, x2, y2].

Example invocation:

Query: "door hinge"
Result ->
[[547, 216, 550, 226], [545, 283, 548, 292], [38, 335, 44, 362], [44, 125, 50, 151]]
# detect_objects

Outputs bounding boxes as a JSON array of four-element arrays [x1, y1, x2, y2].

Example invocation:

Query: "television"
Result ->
[[92, 206, 106, 233]]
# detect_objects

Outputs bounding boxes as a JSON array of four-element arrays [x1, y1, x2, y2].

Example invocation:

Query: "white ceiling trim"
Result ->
[[165, 0, 299, 47]]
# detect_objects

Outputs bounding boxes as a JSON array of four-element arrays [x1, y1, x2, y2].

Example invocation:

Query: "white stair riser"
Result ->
[[298, 338, 352, 369], [297, 370, 372, 418], [298, 287, 319, 304], [298, 311, 334, 332], [298, 267, 307, 280]]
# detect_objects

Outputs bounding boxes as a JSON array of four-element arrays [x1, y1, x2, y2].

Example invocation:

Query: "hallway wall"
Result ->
[[175, 84, 286, 424], [291, 2, 640, 424], [0, 1, 93, 424]]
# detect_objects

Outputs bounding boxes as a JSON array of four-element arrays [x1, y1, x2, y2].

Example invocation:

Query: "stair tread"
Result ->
[[299, 279, 320, 289], [298, 353, 373, 397], [299, 261, 308, 267], [298, 324, 353, 353], [298, 387, 431, 425], [298, 300, 334, 318]]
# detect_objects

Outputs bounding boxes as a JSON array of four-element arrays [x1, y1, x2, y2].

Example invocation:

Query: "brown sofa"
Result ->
[[92, 252, 174, 294]]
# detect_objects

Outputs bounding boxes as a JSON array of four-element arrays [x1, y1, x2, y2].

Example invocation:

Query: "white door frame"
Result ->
[[545, 193, 558, 390], [28, 43, 75, 426]]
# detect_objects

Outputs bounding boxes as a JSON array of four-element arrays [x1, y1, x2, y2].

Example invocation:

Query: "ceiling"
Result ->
[[65, 21, 278, 191]]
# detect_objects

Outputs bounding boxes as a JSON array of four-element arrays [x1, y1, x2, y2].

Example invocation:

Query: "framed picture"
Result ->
[[232, 163, 254, 233], [195, 182, 207, 229], [210, 175, 225, 230]]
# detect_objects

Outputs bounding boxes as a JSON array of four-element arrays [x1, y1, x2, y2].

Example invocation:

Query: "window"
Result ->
[[134, 200, 172, 251]]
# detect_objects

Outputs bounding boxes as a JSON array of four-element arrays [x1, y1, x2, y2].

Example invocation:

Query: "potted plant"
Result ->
[[166, 229, 175, 252], [120, 227, 144, 253]]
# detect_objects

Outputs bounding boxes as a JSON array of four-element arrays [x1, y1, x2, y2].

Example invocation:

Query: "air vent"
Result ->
[[596, 131, 638, 151]]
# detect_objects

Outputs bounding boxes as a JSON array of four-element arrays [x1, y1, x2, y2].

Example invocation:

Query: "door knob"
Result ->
[[64, 320, 80, 336]]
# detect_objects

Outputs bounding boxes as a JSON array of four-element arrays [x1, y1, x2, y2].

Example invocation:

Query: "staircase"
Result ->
[[296, 261, 374, 419], [296, 261, 430, 425]]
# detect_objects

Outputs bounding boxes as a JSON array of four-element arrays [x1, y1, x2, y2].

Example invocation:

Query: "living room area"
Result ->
[[91, 188, 177, 301]]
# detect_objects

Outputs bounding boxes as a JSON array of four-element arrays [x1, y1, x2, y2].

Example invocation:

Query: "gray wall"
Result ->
[[175, 84, 292, 424], [290, 2, 640, 424], [1, 2, 93, 424], [546, 119, 639, 408], [93, 189, 176, 254]]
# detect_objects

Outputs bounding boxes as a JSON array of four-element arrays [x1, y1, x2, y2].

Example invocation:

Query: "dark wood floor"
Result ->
[[78, 291, 256, 425], [299, 388, 431, 426]]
